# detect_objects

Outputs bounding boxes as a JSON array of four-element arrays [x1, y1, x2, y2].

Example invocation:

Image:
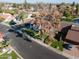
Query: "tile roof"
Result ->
[[66, 26, 79, 44], [59, 22, 79, 44], [0, 13, 15, 20]]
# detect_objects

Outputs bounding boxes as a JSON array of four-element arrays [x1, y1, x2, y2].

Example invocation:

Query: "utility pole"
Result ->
[[49, 3, 52, 14], [24, 0, 27, 9]]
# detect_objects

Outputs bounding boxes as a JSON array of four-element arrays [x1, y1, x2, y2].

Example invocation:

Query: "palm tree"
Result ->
[[49, 3, 52, 14], [19, 12, 25, 23]]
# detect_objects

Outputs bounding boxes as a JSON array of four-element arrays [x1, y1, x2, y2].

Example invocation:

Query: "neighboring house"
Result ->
[[0, 13, 15, 22], [0, 13, 22, 24], [2, 4, 15, 10]]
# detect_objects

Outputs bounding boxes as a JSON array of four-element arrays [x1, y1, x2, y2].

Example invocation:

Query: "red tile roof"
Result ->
[[66, 26, 79, 44], [0, 32, 4, 38], [59, 22, 79, 44]]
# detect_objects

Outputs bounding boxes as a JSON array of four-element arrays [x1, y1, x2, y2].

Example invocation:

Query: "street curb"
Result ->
[[1, 22, 10, 27], [9, 45, 24, 59], [24, 34, 79, 59]]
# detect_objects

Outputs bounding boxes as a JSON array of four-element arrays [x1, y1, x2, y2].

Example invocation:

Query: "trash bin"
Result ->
[[64, 43, 72, 50]]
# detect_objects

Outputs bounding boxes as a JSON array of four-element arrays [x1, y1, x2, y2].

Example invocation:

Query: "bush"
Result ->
[[0, 9, 3, 13], [34, 33, 42, 39], [61, 17, 73, 22], [19, 12, 27, 20], [51, 40, 64, 51], [23, 29, 35, 37], [4, 9, 17, 15]]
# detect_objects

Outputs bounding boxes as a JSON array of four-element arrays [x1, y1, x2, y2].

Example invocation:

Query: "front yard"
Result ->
[[0, 32, 22, 59], [0, 40, 22, 59], [0, 51, 20, 59]]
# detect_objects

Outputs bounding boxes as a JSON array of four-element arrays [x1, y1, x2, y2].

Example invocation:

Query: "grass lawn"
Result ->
[[0, 51, 20, 59]]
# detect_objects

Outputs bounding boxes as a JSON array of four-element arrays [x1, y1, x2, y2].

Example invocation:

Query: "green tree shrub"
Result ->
[[51, 40, 64, 51]]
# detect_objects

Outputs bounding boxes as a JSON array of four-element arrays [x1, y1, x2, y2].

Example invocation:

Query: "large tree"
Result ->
[[49, 3, 52, 13], [76, 4, 79, 15], [72, 2, 75, 6]]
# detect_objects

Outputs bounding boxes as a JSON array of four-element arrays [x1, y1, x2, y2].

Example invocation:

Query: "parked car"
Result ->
[[24, 23, 33, 29], [15, 29, 23, 37], [8, 28, 15, 32], [73, 18, 79, 24], [8, 25, 22, 32], [9, 20, 16, 25]]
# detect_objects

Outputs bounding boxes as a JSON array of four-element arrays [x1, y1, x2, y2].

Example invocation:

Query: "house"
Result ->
[[0, 13, 15, 22], [2, 4, 15, 10], [66, 25, 79, 44], [58, 22, 79, 45], [0, 13, 23, 24]]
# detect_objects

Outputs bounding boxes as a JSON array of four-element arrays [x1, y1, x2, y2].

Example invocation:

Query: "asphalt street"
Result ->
[[0, 23, 68, 59]]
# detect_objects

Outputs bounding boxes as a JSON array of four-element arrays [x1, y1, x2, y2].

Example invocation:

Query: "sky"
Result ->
[[0, 0, 79, 4]]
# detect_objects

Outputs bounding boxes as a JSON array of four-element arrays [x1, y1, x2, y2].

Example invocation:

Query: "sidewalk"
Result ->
[[63, 45, 79, 59]]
